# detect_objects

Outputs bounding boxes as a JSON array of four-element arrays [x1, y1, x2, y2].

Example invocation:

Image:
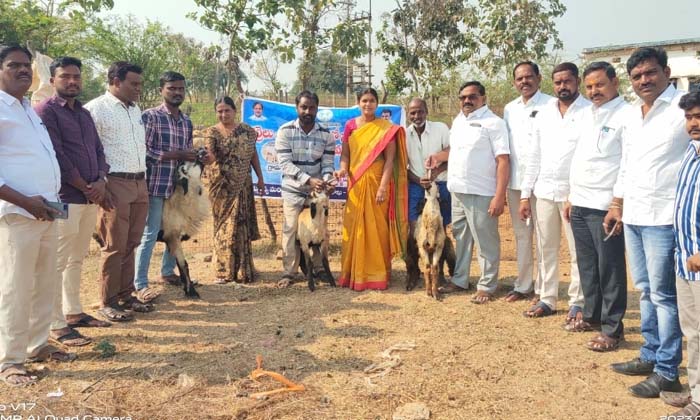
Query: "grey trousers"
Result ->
[[451, 192, 500, 293], [677, 276, 700, 403]]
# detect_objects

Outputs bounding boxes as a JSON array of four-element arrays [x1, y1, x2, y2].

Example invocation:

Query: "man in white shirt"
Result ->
[[428, 81, 510, 304], [567, 62, 630, 350], [607, 47, 685, 399], [85, 61, 150, 323], [519, 62, 589, 320], [0, 44, 75, 387], [503, 61, 554, 303], [404, 98, 455, 290]]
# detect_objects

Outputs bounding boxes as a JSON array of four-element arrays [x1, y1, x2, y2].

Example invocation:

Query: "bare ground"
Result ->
[[1, 241, 678, 420]]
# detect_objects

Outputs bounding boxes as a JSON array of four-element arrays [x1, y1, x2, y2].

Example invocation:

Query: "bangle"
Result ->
[[608, 204, 622, 210], [519, 198, 529, 202]]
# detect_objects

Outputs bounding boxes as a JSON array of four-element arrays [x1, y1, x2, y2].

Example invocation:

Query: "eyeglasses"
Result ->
[[458, 94, 481, 102]]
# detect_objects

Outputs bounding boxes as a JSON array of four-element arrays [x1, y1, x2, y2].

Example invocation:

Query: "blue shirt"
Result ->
[[142, 104, 193, 198], [674, 140, 700, 280]]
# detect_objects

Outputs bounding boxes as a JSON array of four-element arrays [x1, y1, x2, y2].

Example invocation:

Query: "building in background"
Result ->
[[582, 38, 700, 92]]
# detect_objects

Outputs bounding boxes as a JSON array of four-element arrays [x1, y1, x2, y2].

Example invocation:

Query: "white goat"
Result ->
[[414, 182, 445, 300], [158, 156, 210, 298], [296, 191, 335, 291]]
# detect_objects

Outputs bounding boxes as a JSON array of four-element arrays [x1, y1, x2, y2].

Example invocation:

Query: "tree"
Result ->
[[279, 0, 368, 90], [290, 49, 357, 95], [378, 0, 566, 100], [253, 51, 285, 97], [188, 0, 287, 96], [0, 0, 112, 57]]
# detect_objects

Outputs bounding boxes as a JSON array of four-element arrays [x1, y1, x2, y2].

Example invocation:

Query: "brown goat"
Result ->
[[414, 182, 445, 300]]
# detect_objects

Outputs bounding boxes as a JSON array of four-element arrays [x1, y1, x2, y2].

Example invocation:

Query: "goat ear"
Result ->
[[179, 177, 189, 195], [310, 203, 317, 219]]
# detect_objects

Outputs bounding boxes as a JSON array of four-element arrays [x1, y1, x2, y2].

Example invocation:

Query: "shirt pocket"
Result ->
[[596, 126, 622, 156]]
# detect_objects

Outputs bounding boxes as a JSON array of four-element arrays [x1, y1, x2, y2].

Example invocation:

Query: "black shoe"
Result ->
[[610, 357, 655, 376], [629, 373, 682, 398]]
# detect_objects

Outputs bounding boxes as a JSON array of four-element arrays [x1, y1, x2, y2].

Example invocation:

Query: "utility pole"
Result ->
[[368, 0, 372, 87]]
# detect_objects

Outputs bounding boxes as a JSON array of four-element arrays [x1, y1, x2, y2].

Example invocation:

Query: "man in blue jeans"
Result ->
[[605, 47, 686, 397], [134, 71, 199, 305]]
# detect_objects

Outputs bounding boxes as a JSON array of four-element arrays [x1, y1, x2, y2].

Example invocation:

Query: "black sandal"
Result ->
[[97, 306, 134, 322]]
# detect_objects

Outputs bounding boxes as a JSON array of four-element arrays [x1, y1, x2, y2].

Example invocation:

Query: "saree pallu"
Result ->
[[338, 119, 408, 291]]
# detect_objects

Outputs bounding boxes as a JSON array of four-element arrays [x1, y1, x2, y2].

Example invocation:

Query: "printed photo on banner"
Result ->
[[241, 97, 404, 200]]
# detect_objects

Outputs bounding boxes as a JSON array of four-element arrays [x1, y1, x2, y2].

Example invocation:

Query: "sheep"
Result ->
[[414, 182, 445, 300], [296, 190, 335, 292], [157, 151, 210, 298]]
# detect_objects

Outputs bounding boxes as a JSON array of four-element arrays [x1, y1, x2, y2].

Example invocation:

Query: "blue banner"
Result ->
[[241, 97, 405, 200]]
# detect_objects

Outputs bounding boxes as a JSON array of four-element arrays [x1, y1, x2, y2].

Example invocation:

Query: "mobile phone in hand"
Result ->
[[46, 201, 69, 219]]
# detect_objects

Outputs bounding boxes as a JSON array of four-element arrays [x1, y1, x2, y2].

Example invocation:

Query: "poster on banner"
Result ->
[[241, 97, 405, 201]]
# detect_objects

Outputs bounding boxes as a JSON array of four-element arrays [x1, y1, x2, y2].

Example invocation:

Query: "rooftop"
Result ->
[[582, 37, 700, 54]]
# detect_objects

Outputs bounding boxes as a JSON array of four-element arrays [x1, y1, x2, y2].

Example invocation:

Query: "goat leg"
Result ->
[[297, 240, 308, 277], [304, 252, 315, 292], [405, 237, 420, 291], [442, 236, 456, 279], [321, 254, 335, 287], [168, 238, 200, 299], [431, 264, 441, 301]]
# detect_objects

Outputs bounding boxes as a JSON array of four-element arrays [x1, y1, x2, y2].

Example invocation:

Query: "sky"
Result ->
[[106, 0, 698, 92]]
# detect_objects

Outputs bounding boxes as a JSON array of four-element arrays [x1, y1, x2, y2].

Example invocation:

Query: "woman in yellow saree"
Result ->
[[333, 88, 408, 291]]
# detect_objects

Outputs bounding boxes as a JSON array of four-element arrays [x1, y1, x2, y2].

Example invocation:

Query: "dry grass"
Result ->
[[2, 232, 678, 420]]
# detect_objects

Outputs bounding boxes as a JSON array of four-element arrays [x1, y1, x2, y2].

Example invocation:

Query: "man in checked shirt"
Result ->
[[275, 90, 336, 287], [133, 71, 203, 304]]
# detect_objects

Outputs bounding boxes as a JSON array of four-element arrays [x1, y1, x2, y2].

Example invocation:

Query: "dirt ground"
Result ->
[[2, 233, 683, 420]]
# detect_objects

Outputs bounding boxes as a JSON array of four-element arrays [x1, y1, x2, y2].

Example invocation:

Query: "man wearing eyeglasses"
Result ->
[[426, 81, 510, 304], [519, 62, 590, 320], [565, 61, 630, 352]]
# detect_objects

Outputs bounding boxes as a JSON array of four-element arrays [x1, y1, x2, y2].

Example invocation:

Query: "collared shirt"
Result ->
[[407, 120, 450, 182], [34, 95, 109, 204], [0, 90, 61, 219], [674, 141, 700, 281], [521, 94, 591, 202], [142, 104, 193, 197], [447, 105, 510, 197], [618, 84, 687, 226], [275, 119, 336, 206], [503, 90, 555, 190], [569, 96, 630, 211], [84, 91, 146, 174]]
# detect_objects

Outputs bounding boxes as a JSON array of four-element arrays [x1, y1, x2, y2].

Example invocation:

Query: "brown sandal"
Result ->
[[523, 301, 555, 318], [471, 290, 493, 304], [586, 334, 622, 352], [26, 344, 76, 363], [0, 364, 37, 387], [504, 290, 530, 303], [67, 313, 111, 328], [563, 319, 598, 333], [49, 328, 92, 347], [438, 282, 468, 294], [134, 287, 160, 303]]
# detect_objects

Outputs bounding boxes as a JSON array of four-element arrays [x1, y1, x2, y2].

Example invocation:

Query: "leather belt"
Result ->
[[108, 172, 145, 180]]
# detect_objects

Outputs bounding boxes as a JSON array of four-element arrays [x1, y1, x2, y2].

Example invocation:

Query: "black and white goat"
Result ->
[[296, 191, 335, 291], [414, 182, 445, 300], [158, 151, 209, 298]]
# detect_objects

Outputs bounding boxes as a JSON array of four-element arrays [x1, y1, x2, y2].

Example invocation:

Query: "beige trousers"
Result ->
[[534, 197, 583, 310], [51, 204, 98, 330], [0, 214, 57, 370], [507, 189, 540, 294], [677, 277, 700, 403]]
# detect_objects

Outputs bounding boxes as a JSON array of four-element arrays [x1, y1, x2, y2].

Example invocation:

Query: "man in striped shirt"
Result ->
[[666, 91, 700, 418], [134, 71, 198, 303], [275, 90, 336, 286]]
